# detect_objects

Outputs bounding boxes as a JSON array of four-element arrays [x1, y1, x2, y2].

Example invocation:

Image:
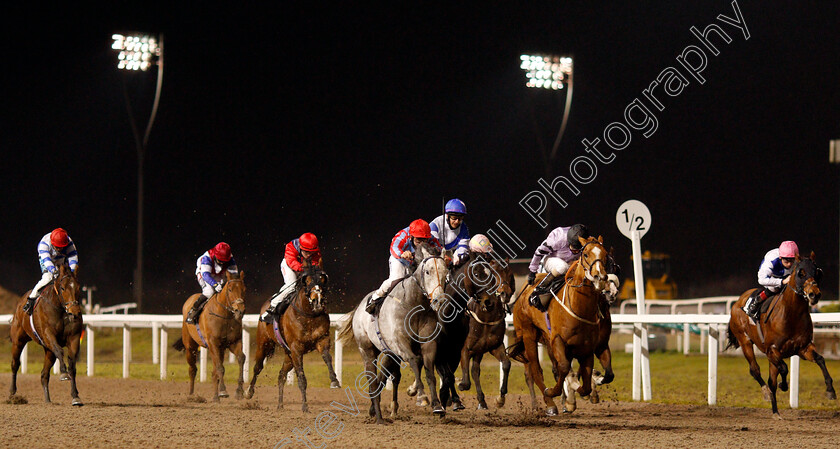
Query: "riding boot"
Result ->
[[743, 289, 768, 320], [529, 273, 557, 311], [260, 303, 277, 323], [186, 295, 208, 324], [22, 297, 36, 315], [365, 294, 384, 315], [275, 298, 291, 317]]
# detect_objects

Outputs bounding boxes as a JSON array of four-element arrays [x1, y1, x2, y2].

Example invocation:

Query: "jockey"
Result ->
[[430, 198, 470, 266], [187, 242, 239, 324], [526, 224, 589, 311], [743, 241, 798, 320], [469, 233, 493, 255], [365, 219, 441, 315], [260, 232, 322, 322], [24, 228, 79, 315]]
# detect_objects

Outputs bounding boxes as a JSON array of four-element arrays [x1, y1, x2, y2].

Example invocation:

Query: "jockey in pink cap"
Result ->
[[743, 240, 799, 320]]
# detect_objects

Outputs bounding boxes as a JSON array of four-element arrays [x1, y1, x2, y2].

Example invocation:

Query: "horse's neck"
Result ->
[[780, 288, 808, 315], [566, 266, 599, 313], [208, 291, 231, 315], [292, 289, 313, 313]]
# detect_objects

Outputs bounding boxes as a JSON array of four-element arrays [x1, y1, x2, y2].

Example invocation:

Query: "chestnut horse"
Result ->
[[510, 236, 608, 415], [246, 265, 339, 411], [9, 264, 84, 405], [727, 252, 836, 418], [173, 271, 246, 402]]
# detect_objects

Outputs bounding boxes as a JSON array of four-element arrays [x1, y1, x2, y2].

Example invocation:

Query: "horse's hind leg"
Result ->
[[767, 361, 782, 419], [185, 339, 199, 396], [276, 354, 293, 410], [66, 334, 83, 405], [491, 344, 511, 408], [799, 343, 837, 399], [738, 338, 770, 400], [290, 346, 309, 413], [317, 335, 340, 388], [524, 335, 557, 415], [389, 361, 402, 418], [9, 329, 30, 399], [246, 340, 271, 399], [41, 350, 57, 403]]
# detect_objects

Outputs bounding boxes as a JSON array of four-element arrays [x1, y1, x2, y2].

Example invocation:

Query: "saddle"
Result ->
[[749, 287, 782, 319]]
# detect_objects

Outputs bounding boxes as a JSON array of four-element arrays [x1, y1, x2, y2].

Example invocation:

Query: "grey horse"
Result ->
[[338, 242, 449, 424]]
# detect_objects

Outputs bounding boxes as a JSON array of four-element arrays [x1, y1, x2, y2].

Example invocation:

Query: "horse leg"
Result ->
[[407, 356, 427, 406], [246, 340, 270, 399], [217, 349, 229, 398], [276, 354, 294, 410], [595, 342, 614, 385], [8, 334, 29, 399], [390, 360, 402, 418], [207, 345, 225, 402], [422, 343, 445, 415], [436, 363, 451, 410], [41, 333, 69, 381], [360, 347, 386, 424], [576, 355, 595, 406], [737, 337, 770, 400], [522, 357, 537, 410], [766, 360, 782, 419], [543, 336, 571, 400], [458, 346, 472, 391], [523, 334, 557, 415], [230, 339, 246, 400], [186, 341, 198, 396], [491, 344, 511, 408], [317, 335, 340, 388], [66, 334, 83, 406], [799, 343, 837, 399], [471, 352, 487, 410], [291, 347, 309, 413], [41, 350, 57, 404]]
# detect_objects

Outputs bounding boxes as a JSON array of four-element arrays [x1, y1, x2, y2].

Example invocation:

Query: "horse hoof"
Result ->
[[452, 401, 465, 411], [330, 381, 341, 389], [417, 395, 430, 407], [545, 406, 558, 416], [235, 391, 244, 400], [244, 388, 254, 400], [406, 386, 417, 397], [477, 403, 488, 410], [773, 413, 783, 420], [432, 405, 445, 415], [564, 402, 576, 413], [59, 374, 71, 382], [302, 405, 310, 413], [590, 394, 600, 404], [213, 397, 220, 403], [72, 398, 83, 407], [219, 391, 229, 398], [826, 391, 837, 400], [458, 381, 470, 391], [376, 418, 387, 425], [495, 396, 506, 408]]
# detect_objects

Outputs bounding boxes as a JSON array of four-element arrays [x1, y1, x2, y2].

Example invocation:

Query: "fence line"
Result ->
[[3, 311, 840, 409]]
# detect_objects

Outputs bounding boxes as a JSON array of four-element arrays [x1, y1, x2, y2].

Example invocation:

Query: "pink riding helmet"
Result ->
[[779, 241, 799, 258]]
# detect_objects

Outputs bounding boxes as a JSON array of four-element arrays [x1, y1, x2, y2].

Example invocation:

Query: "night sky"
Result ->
[[3, 2, 839, 312]]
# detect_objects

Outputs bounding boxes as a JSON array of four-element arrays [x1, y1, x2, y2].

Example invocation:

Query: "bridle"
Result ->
[[53, 273, 81, 316], [412, 256, 448, 308], [570, 241, 607, 289], [211, 278, 245, 318], [293, 270, 329, 317]]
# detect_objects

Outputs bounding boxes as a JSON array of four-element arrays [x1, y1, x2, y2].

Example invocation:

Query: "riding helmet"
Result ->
[[566, 224, 589, 250], [779, 241, 799, 258], [409, 219, 432, 239], [50, 228, 70, 247], [300, 233, 319, 252], [212, 242, 232, 262], [445, 198, 467, 216]]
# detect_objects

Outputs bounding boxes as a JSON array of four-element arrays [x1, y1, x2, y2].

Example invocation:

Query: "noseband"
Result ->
[[54, 274, 80, 315], [412, 256, 447, 302]]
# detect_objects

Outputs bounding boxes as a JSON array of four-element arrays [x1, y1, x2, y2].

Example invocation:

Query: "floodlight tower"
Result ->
[[111, 33, 164, 312], [520, 54, 573, 225]]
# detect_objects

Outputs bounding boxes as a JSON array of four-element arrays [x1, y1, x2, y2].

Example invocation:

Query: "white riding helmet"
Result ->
[[469, 234, 493, 253]]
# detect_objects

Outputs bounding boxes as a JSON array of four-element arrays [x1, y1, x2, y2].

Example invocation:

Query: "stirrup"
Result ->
[[529, 293, 548, 312], [259, 309, 275, 323], [23, 298, 35, 315], [365, 296, 381, 315]]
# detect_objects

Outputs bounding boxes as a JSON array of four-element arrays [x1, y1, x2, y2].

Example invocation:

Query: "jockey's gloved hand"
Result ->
[[49, 269, 58, 279], [214, 283, 223, 293], [527, 271, 536, 285]]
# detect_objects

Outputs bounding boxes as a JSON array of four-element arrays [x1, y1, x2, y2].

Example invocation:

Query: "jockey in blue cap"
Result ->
[[430, 198, 470, 266]]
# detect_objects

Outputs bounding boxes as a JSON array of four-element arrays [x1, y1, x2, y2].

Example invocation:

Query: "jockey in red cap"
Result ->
[[24, 228, 79, 315], [365, 219, 441, 315], [187, 242, 239, 324], [260, 233, 323, 322]]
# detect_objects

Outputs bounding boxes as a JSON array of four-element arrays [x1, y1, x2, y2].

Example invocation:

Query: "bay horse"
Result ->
[[726, 252, 836, 418], [435, 252, 514, 410], [245, 265, 340, 411], [509, 236, 608, 415], [337, 242, 449, 424], [9, 264, 84, 405], [173, 271, 246, 402]]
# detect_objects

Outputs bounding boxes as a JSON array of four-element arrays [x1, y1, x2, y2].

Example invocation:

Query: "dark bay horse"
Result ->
[[727, 252, 836, 418], [174, 271, 246, 402], [9, 264, 84, 405], [509, 236, 608, 415], [435, 253, 514, 410], [337, 242, 449, 424], [246, 265, 340, 412]]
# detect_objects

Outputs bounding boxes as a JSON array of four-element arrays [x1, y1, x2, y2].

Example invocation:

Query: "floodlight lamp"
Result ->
[[112, 32, 160, 71], [520, 54, 572, 90]]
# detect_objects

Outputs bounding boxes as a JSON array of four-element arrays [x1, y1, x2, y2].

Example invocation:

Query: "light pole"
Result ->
[[111, 33, 164, 312], [830, 139, 840, 299], [520, 54, 573, 225]]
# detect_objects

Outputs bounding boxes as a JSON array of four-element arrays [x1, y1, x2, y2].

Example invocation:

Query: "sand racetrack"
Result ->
[[2, 373, 839, 448]]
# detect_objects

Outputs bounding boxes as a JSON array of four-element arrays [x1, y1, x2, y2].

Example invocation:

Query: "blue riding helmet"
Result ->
[[445, 198, 467, 215]]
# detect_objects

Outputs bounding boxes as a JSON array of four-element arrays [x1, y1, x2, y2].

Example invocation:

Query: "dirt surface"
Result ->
[[1, 373, 839, 449]]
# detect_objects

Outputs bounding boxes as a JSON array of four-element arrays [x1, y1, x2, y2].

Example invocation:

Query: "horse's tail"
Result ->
[[336, 308, 357, 346], [505, 338, 529, 364], [172, 338, 186, 352], [725, 323, 740, 350]]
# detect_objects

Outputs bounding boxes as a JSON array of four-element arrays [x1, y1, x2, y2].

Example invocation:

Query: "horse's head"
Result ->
[[222, 271, 246, 321], [414, 242, 449, 311], [56, 264, 82, 321], [465, 254, 515, 312], [793, 252, 823, 306], [577, 236, 609, 292], [301, 265, 329, 314]]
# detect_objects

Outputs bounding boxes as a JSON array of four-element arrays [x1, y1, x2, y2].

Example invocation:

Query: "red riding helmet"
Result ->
[[300, 233, 319, 252], [50, 228, 70, 248], [211, 242, 232, 262], [409, 219, 432, 239]]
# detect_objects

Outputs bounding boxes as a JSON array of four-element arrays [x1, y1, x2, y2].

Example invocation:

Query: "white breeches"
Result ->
[[29, 272, 54, 299], [374, 256, 411, 297], [197, 276, 216, 298], [543, 257, 571, 277], [270, 260, 301, 307]]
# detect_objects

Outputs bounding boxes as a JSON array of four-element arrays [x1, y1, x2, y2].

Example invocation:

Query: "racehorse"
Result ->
[[436, 253, 514, 410], [726, 252, 836, 418], [173, 271, 246, 402], [337, 242, 449, 424], [245, 265, 340, 411], [9, 264, 84, 406], [509, 236, 609, 415]]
